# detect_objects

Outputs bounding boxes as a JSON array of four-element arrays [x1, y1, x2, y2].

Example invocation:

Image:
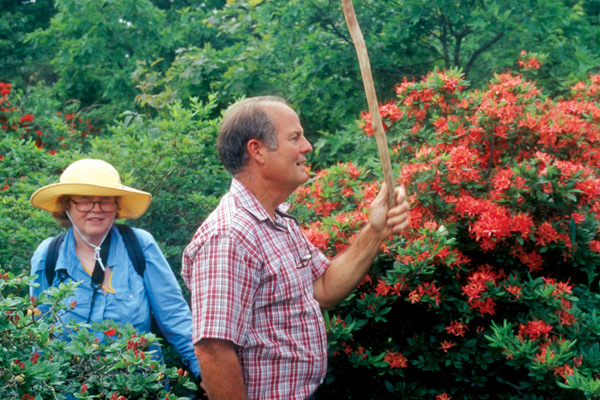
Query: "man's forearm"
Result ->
[[195, 339, 247, 400], [312, 223, 383, 309]]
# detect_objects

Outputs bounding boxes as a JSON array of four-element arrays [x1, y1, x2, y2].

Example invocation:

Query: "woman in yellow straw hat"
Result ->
[[29, 159, 200, 380]]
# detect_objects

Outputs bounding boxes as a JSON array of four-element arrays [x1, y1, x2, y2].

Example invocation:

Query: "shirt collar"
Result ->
[[230, 178, 292, 226]]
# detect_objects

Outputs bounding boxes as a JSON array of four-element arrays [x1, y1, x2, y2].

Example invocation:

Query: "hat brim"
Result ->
[[30, 182, 152, 219]]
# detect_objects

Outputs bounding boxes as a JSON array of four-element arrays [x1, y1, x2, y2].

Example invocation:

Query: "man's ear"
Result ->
[[247, 139, 266, 165]]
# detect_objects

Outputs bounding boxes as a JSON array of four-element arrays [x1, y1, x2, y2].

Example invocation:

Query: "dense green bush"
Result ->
[[1, 82, 227, 398], [0, 270, 197, 399], [88, 95, 229, 275]]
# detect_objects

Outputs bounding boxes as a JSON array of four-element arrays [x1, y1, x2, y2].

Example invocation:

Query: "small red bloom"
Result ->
[[383, 350, 408, 368], [19, 114, 34, 124], [30, 352, 40, 365], [439, 340, 455, 353], [445, 321, 468, 337]]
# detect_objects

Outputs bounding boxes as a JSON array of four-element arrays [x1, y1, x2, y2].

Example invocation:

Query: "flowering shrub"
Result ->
[[1, 83, 216, 398], [0, 82, 101, 158], [295, 69, 600, 399], [0, 270, 197, 399], [0, 82, 108, 276]]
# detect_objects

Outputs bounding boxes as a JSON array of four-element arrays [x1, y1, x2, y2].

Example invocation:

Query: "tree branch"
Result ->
[[464, 31, 505, 77]]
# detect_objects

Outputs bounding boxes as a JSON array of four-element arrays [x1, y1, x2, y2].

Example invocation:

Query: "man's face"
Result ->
[[263, 102, 313, 190]]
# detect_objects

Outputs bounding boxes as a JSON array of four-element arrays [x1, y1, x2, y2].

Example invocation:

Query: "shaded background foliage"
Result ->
[[2, 0, 599, 139]]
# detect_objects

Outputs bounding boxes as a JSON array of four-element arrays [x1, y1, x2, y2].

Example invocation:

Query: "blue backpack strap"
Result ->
[[115, 224, 146, 278], [45, 232, 67, 285], [45, 225, 146, 285]]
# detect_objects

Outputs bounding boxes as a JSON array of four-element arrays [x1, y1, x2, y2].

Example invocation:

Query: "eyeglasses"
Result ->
[[297, 253, 312, 269], [275, 210, 313, 269], [70, 199, 118, 213]]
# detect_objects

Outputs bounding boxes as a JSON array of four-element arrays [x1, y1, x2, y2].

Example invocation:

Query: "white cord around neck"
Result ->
[[66, 210, 110, 272]]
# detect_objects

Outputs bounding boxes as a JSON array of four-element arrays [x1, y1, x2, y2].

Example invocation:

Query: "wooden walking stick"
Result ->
[[341, 0, 396, 207]]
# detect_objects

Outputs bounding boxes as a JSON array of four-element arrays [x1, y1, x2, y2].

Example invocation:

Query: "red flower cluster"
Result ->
[[292, 69, 600, 395], [383, 350, 408, 368], [517, 50, 542, 70], [518, 320, 553, 341], [1, 81, 104, 176]]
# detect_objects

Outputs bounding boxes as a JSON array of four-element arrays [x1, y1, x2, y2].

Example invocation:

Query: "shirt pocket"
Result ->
[[269, 259, 308, 302], [63, 282, 93, 322], [112, 277, 149, 329]]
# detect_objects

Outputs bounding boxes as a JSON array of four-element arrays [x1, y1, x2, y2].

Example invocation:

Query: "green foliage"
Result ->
[[88, 95, 229, 274], [1, 82, 225, 397], [133, 0, 600, 141], [0, 0, 55, 87], [26, 0, 170, 106], [0, 271, 197, 399], [4, 0, 599, 142]]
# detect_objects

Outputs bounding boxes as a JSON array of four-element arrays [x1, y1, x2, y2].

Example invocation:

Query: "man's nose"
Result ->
[[301, 136, 313, 153]]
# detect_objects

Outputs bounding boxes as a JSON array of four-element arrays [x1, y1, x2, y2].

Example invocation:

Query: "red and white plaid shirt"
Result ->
[[182, 179, 330, 399]]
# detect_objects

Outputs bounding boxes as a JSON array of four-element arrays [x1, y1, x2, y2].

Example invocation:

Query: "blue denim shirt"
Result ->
[[30, 225, 200, 378]]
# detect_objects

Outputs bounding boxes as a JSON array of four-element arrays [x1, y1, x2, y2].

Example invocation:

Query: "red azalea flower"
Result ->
[[383, 350, 408, 368], [30, 352, 40, 365], [19, 114, 34, 124]]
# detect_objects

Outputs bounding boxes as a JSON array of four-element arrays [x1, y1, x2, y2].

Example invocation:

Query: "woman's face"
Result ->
[[68, 195, 117, 245]]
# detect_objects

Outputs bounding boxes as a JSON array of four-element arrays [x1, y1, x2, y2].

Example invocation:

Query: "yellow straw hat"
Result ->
[[30, 159, 152, 219]]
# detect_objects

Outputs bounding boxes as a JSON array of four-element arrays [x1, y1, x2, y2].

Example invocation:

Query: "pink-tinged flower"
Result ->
[[408, 289, 421, 304], [439, 340, 456, 353], [504, 285, 522, 299], [379, 101, 403, 122], [436, 394, 452, 400], [589, 240, 600, 253], [69, 300, 77, 309], [469, 298, 497, 316], [80, 383, 88, 394], [445, 321, 468, 337], [302, 222, 330, 251], [571, 213, 586, 224], [556, 310, 576, 326], [554, 363, 575, 383], [383, 350, 408, 368], [346, 162, 362, 180], [104, 327, 117, 338]]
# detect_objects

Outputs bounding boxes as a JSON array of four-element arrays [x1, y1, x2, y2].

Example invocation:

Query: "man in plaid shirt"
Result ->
[[182, 96, 410, 399]]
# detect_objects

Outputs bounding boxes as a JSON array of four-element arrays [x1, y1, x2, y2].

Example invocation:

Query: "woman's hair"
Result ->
[[217, 96, 288, 175], [52, 195, 121, 228]]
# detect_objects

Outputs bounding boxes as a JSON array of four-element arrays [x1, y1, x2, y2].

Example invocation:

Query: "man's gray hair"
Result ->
[[217, 96, 288, 175]]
